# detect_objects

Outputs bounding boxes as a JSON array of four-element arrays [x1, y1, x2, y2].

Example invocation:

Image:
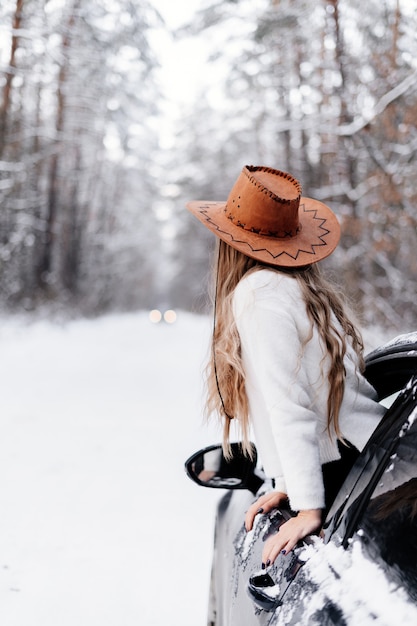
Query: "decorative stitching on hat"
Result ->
[[199, 204, 331, 261], [244, 165, 302, 204], [225, 208, 300, 238]]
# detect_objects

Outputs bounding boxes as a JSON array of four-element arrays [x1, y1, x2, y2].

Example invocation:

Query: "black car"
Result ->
[[186, 332, 417, 625]]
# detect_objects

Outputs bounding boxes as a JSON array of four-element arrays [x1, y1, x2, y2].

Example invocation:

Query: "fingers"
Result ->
[[262, 522, 300, 565], [245, 496, 267, 532], [245, 491, 287, 532], [261, 509, 322, 566]]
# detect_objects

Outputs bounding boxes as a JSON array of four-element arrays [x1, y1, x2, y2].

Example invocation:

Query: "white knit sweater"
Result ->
[[232, 269, 385, 511]]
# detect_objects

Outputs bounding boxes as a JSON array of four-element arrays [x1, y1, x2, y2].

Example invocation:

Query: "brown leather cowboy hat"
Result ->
[[186, 165, 340, 267]]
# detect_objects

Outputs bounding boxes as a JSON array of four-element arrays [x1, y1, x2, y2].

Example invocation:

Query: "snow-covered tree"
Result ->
[[0, 0, 162, 313], [169, 0, 417, 329]]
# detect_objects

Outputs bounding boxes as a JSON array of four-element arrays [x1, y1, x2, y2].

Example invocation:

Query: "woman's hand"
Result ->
[[261, 509, 322, 567], [245, 491, 287, 532]]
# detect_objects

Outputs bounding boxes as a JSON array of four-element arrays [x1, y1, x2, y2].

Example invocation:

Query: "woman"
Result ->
[[186, 165, 385, 568]]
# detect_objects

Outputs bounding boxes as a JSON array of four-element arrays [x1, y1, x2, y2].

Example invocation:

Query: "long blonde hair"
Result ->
[[206, 240, 365, 458]]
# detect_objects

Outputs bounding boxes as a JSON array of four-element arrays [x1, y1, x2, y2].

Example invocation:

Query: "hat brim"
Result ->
[[186, 197, 340, 267]]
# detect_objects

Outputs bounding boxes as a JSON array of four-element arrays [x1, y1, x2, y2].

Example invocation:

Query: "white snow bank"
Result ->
[[0, 312, 222, 626]]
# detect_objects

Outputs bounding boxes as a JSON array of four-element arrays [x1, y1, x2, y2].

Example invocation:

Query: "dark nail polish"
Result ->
[[281, 550, 286, 555], [256, 507, 264, 514], [261, 562, 266, 570], [266, 559, 271, 567]]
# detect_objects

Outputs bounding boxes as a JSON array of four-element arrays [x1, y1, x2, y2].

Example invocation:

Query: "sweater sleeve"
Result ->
[[234, 272, 326, 511]]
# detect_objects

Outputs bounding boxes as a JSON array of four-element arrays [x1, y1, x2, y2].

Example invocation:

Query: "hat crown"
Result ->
[[225, 166, 302, 239]]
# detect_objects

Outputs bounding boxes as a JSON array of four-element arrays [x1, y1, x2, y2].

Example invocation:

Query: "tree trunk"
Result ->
[[0, 0, 24, 158], [37, 5, 78, 288]]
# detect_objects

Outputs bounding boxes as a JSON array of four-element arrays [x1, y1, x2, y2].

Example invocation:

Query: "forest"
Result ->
[[0, 0, 416, 331]]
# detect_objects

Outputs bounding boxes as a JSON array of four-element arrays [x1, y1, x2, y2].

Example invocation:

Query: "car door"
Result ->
[[208, 334, 417, 625], [248, 337, 417, 623]]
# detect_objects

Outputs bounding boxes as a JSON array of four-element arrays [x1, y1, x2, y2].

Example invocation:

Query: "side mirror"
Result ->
[[185, 442, 264, 494]]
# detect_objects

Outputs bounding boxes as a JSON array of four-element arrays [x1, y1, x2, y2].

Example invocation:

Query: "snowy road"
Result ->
[[0, 313, 221, 626]]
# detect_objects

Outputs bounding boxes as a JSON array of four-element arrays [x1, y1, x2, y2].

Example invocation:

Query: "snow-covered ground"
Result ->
[[0, 309, 401, 625], [0, 312, 222, 626]]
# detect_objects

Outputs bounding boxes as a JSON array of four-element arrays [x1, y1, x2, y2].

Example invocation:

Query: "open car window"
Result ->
[[364, 332, 417, 403], [324, 374, 417, 546], [357, 412, 417, 602]]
